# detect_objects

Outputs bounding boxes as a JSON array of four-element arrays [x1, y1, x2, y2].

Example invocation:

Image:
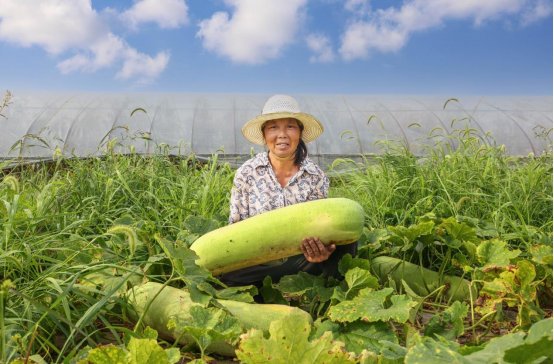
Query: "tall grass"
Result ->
[[329, 121, 553, 247], [0, 122, 552, 362]]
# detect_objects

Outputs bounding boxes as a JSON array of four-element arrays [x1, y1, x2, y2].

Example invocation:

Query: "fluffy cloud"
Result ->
[[0, 0, 103, 55], [121, 0, 189, 30], [345, 0, 371, 16], [0, 0, 174, 83], [197, 0, 308, 64], [306, 33, 335, 63], [520, 0, 553, 26], [340, 0, 552, 60]]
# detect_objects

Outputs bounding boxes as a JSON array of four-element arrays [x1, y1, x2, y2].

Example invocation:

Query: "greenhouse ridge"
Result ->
[[2, 92, 551, 168]]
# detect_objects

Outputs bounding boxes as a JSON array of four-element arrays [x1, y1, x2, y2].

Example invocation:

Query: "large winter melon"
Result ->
[[191, 198, 365, 275]]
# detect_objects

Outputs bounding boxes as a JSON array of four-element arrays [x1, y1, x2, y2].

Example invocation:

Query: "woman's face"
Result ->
[[263, 118, 301, 158]]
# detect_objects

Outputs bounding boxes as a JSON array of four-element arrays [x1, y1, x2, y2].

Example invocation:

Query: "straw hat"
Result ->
[[242, 95, 324, 146]]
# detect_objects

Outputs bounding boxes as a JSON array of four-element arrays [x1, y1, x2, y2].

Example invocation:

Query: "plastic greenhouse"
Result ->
[[1, 92, 551, 169]]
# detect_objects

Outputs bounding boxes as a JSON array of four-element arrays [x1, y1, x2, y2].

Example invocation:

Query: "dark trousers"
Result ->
[[219, 242, 358, 289]]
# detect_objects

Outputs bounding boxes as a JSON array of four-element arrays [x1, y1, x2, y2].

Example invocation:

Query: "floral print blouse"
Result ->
[[228, 152, 330, 225]]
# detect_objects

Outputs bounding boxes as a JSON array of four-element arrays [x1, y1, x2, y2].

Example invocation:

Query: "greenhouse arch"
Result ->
[[1, 92, 551, 168]]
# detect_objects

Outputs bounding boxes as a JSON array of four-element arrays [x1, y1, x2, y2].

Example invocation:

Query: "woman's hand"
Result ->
[[301, 237, 336, 263]]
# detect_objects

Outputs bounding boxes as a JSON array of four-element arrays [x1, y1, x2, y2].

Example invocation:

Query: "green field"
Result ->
[[1, 127, 552, 363]]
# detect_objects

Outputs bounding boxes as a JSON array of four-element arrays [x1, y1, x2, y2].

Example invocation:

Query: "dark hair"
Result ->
[[262, 119, 308, 166]]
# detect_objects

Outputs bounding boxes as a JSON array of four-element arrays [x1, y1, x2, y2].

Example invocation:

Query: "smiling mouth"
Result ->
[[276, 143, 289, 147]]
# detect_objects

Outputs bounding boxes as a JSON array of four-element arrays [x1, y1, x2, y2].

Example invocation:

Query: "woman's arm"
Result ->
[[228, 168, 249, 225]]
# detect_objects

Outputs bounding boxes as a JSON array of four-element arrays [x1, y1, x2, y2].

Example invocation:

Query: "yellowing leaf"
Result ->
[[236, 311, 355, 364], [477, 239, 520, 267], [87, 345, 131, 363], [128, 338, 171, 364], [530, 244, 553, 266]]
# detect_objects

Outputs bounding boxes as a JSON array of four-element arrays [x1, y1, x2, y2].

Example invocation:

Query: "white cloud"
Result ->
[[339, 0, 552, 60], [306, 33, 335, 63], [0, 0, 104, 54], [116, 49, 171, 82], [121, 0, 189, 30], [345, 0, 371, 16], [0, 0, 172, 82], [520, 0, 553, 26], [197, 0, 308, 64]]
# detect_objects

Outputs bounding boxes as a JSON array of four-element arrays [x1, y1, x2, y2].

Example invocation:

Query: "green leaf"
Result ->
[[503, 318, 553, 364], [127, 338, 171, 364], [278, 272, 334, 303], [141, 326, 158, 340], [424, 301, 468, 340], [312, 320, 397, 355], [328, 288, 417, 323], [87, 345, 131, 363], [380, 340, 408, 360], [216, 285, 258, 303], [405, 337, 469, 364], [462, 332, 526, 364], [278, 271, 326, 296], [165, 348, 181, 364], [441, 218, 480, 245], [338, 254, 370, 276], [389, 221, 435, 244], [175, 306, 243, 355], [236, 311, 356, 364], [333, 267, 379, 302], [259, 276, 289, 305], [156, 236, 220, 305], [477, 239, 521, 267], [339, 321, 398, 354]]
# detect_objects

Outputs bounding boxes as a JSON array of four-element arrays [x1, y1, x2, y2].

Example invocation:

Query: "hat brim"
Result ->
[[242, 112, 324, 146]]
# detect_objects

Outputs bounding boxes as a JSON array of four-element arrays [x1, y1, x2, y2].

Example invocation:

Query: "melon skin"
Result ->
[[126, 282, 313, 356], [370, 256, 476, 302], [191, 198, 366, 275]]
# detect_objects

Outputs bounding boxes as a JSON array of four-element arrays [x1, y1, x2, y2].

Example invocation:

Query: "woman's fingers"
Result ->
[[301, 237, 335, 263], [302, 237, 314, 256]]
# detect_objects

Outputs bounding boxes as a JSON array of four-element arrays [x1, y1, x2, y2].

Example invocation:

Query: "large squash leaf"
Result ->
[[156, 236, 221, 305], [173, 305, 243, 356], [328, 288, 417, 323], [312, 320, 397, 354], [332, 267, 379, 302], [441, 218, 481, 246], [405, 337, 468, 364], [236, 311, 355, 364], [259, 276, 289, 305], [338, 254, 370, 275], [216, 285, 258, 303], [477, 240, 521, 267], [87, 345, 131, 363], [127, 338, 172, 364], [529, 244, 553, 266], [503, 318, 553, 364], [462, 333, 526, 364], [278, 272, 334, 303]]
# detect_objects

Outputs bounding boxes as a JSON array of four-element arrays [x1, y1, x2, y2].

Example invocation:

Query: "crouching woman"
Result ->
[[219, 95, 357, 289]]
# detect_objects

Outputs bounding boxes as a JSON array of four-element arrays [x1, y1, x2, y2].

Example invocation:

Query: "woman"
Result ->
[[220, 95, 357, 289]]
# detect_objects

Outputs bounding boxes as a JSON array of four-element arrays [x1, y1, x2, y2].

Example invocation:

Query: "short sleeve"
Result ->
[[307, 173, 330, 201], [228, 167, 249, 225]]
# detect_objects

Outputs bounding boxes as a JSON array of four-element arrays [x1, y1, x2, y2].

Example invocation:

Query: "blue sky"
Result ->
[[0, 0, 552, 95]]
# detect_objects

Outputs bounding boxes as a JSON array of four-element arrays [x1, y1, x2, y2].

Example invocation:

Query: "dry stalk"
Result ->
[[0, 90, 12, 118]]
